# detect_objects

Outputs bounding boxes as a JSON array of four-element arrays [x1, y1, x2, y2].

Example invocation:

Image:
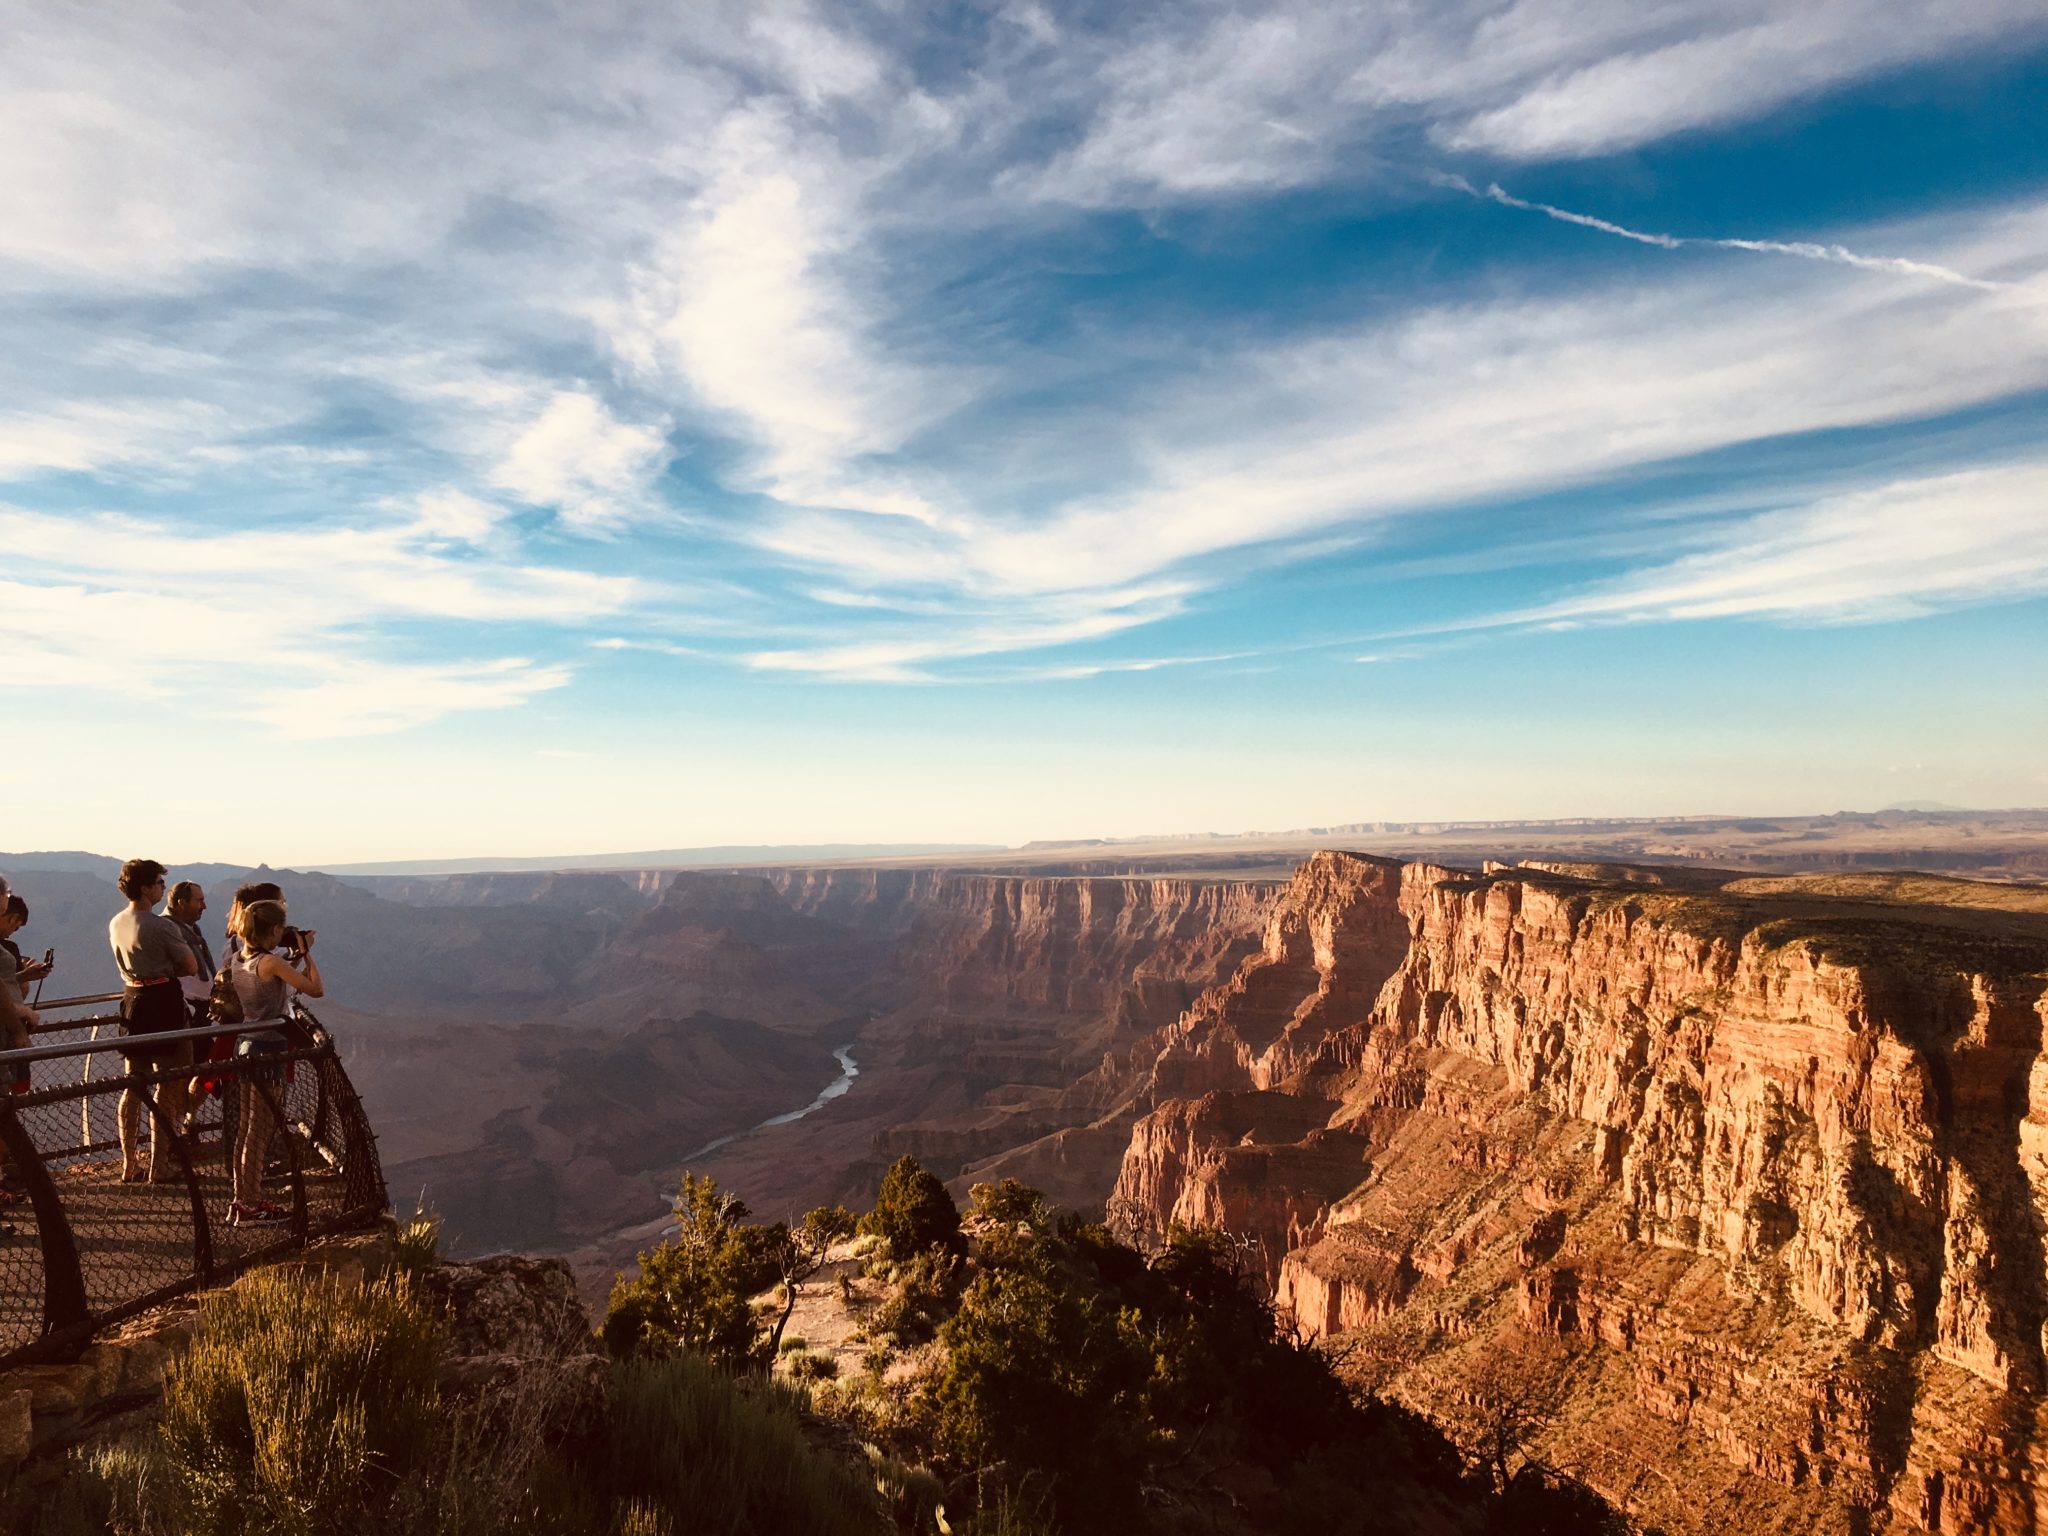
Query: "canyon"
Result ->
[[11, 829, 2048, 1532]]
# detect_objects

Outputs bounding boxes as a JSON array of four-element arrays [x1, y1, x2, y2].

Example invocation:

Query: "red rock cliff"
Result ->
[[768, 867, 1276, 1027], [1109, 852, 2048, 1536], [763, 868, 1279, 1213]]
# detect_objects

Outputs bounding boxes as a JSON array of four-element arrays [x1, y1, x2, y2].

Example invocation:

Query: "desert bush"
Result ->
[[863, 1156, 962, 1261], [786, 1348, 839, 1382], [599, 1354, 887, 1536], [865, 1448, 947, 1535], [923, 1265, 1147, 1533], [870, 1249, 963, 1347], [604, 1174, 775, 1369], [966, 1178, 1046, 1231], [155, 1269, 444, 1536]]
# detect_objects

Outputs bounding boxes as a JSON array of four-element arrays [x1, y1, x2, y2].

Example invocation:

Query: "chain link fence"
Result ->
[[0, 997, 387, 1365]]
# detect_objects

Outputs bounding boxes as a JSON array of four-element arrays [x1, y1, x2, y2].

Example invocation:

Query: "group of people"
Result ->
[[0, 859, 327, 1229]]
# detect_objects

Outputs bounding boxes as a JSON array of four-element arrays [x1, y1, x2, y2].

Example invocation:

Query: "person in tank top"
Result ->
[[225, 899, 322, 1227]]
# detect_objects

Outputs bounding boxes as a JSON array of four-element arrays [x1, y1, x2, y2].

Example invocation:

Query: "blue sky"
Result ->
[[6, 0, 2048, 863]]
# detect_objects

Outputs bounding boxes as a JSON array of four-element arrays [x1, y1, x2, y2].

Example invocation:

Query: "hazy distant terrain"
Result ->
[[7, 805, 2045, 1281], [819, 807, 2048, 882]]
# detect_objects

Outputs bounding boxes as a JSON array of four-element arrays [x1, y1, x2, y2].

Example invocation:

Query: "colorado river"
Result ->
[[681, 1044, 860, 1163]]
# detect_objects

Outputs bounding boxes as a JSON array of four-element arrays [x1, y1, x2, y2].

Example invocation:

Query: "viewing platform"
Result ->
[[0, 993, 388, 1368]]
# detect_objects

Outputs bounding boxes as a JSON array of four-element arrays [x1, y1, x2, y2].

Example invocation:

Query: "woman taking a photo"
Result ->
[[225, 899, 321, 1227]]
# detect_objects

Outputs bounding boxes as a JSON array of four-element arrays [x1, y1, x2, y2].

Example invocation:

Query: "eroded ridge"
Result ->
[[1108, 852, 2048, 1536]]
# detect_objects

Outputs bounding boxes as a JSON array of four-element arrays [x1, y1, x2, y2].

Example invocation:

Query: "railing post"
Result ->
[[0, 1099, 89, 1340]]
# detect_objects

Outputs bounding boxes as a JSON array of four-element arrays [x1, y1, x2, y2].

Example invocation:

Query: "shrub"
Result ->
[[863, 1156, 962, 1262], [600, 1354, 887, 1536], [155, 1269, 444, 1536], [923, 1265, 1147, 1533], [786, 1349, 838, 1382], [604, 1174, 773, 1369], [865, 1449, 947, 1536], [966, 1178, 1045, 1230], [869, 1249, 962, 1347]]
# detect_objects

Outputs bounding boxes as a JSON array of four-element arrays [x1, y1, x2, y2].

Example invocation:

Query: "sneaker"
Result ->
[[229, 1200, 288, 1228]]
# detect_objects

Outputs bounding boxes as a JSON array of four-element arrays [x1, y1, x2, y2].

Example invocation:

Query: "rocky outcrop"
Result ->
[[424, 1253, 604, 1424], [1108, 852, 2048, 1536]]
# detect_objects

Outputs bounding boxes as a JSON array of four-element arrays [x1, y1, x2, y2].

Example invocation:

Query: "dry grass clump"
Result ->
[[19, 1260, 894, 1536], [156, 1269, 443, 1536], [599, 1353, 883, 1536]]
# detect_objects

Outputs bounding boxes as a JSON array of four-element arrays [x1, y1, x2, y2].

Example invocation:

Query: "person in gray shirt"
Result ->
[[163, 881, 216, 1022], [107, 858, 196, 1183]]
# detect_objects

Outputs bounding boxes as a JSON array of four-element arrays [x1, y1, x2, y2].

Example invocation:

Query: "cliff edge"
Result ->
[[1108, 852, 2048, 1536]]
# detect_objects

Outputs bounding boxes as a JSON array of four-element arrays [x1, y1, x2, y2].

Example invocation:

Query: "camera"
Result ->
[[279, 926, 307, 954]]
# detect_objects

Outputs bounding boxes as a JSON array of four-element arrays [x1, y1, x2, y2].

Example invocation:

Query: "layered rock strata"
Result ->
[[1108, 852, 2048, 1536]]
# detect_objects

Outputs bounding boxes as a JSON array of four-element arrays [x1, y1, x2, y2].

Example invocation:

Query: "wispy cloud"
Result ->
[[0, 505, 638, 736], [1432, 460, 2048, 632], [766, 198, 2048, 610], [610, 102, 969, 526], [1026, 0, 2048, 202], [741, 581, 1193, 681]]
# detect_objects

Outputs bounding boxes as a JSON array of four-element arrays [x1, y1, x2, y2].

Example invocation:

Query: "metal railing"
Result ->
[[0, 994, 388, 1365]]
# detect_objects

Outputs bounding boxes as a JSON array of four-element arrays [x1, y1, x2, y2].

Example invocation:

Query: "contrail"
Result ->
[[1459, 176, 2007, 292]]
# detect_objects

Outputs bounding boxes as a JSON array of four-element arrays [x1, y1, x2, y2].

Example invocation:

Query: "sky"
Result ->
[[5, 0, 2048, 864]]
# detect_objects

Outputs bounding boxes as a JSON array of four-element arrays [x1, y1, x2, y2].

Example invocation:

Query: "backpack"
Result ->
[[206, 963, 244, 1026]]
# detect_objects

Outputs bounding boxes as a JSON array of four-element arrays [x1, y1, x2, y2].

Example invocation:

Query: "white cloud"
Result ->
[[613, 104, 968, 524], [1458, 461, 2048, 629], [399, 489, 515, 547], [1439, 2, 2040, 161], [1027, 0, 2048, 202], [489, 391, 672, 530], [5, 0, 2048, 703], [0, 505, 639, 735], [742, 197, 2048, 610], [741, 581, 1192, 680], [0, 401, 238, 476]]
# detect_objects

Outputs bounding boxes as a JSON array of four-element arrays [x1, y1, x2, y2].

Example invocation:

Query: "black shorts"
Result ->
[[235, 1029, 291, 1090], [118, 984, 188, 1064]]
